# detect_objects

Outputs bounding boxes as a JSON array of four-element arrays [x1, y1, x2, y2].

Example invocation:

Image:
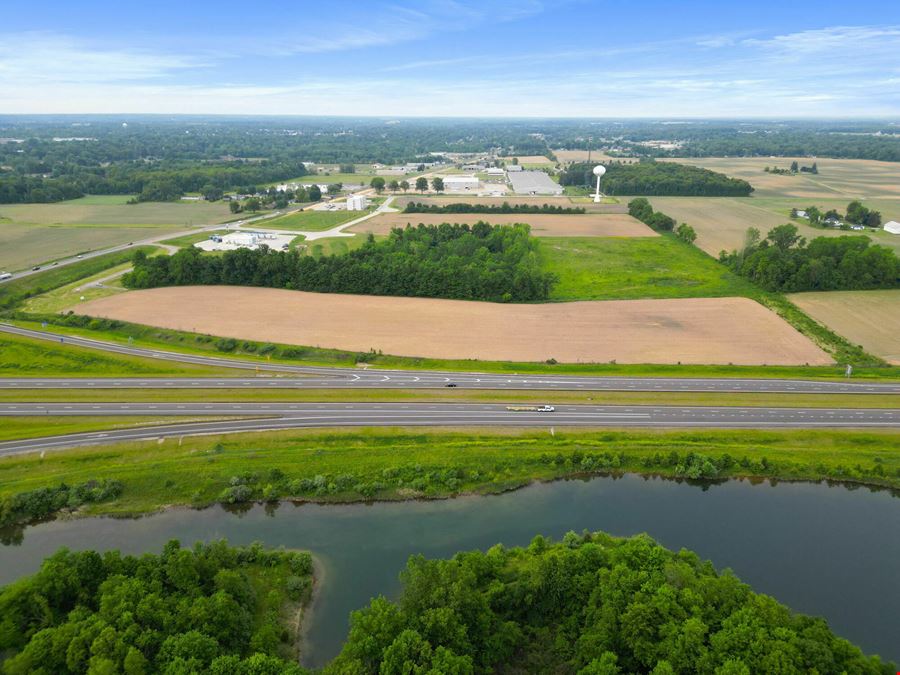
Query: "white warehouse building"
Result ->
[[346, 194, 370, 211], [442, 175, 480, 192], [884, 221, 900, 235]]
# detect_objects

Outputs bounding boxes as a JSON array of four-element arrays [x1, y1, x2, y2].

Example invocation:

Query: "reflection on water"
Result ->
[[1, 474, 898, 667]]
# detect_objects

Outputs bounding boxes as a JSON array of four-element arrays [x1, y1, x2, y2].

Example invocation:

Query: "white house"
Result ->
[[443, 175, 480, 191], [884, 221, 900, 235]]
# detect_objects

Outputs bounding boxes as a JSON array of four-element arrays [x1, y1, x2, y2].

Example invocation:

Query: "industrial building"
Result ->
[[443, 175, 480, 192], [507, 170, 563, 195], [346, 194, 370, 211], [884, 221, 900, 234]]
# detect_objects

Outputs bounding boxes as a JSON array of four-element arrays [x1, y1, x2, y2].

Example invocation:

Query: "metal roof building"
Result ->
[[508, 170, 563, 195]]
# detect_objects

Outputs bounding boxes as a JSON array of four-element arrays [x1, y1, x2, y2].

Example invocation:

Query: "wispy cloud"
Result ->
[[0, 32, 204, 84]]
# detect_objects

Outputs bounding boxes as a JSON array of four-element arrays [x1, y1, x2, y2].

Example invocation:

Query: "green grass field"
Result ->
[[0, 427, 895, 517], [258, 210, 365, 231], [0, 331, 247, 377], [0, 415, 251, 442], [159, 230, 231, 248], [0, 387, 895, 409], [0, 223, 188, 272], [540, 235, 759, 301]]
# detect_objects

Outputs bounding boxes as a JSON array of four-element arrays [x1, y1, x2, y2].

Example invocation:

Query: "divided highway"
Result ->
[[1, 403, 898, 456], [3, 324, 899, 394]]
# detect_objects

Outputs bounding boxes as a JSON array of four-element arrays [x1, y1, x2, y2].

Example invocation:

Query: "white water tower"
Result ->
[[592, 165, 606, 203]]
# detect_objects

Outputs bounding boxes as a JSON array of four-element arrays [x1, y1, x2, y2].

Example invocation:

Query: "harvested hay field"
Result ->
[[788, 290, 900, 364], [78, 287, 830, 365], [660, 157, 900, 200], [350, 213, 654, 237], [499, 155, 554, 164]]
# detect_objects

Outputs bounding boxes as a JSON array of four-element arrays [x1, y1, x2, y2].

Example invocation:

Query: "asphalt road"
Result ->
[[3, 324, 899, 394], [1, 402, 897, 456]]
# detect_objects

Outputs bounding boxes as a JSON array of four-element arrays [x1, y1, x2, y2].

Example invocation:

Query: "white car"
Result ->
[[537, 405, 555, 412]]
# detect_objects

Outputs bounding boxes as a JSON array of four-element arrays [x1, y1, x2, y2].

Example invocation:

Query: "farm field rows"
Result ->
[[647, 196, 900, 256], [0, 196, 234, 225], [662, 156, 900, 199], [351, 212, 652, 237], [75, 286, 830, 365], [0, 223, 185, 271], [788, 289, 900, 364]]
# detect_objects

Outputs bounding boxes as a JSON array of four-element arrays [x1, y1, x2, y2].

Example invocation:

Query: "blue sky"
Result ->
[[2, 0, 899, 116]]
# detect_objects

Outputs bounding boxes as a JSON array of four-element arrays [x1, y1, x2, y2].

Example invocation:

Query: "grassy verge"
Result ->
[[0, 330, 252, 377], [0, 428, 896, 520], [0, 247, 156, 310], [254, 210, 364, 231], [0, 415, 254, 442], [0, 388, 896, 408], [540, 236, 758, 301], [9, 315, 900, 380]]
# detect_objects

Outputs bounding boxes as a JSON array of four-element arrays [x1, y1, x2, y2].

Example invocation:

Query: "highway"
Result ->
[[3, 324, 899, 394], [1, 402, 897, 456]]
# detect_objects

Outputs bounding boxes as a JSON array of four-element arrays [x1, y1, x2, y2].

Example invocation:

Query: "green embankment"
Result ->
[[0, 247, 156, 310], [0, 331, 249, 377], [1, 428, 896, 520]]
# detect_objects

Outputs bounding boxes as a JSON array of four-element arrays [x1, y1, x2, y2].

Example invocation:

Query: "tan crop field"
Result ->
[[661, 157, 900, 199], [350, 212, 654, 237], [647, 197, 900, 257], [788, 290, 900, 364], [499, 155, 554, 164], [77, 286, 830, 365], [0, 198, 234, 226]]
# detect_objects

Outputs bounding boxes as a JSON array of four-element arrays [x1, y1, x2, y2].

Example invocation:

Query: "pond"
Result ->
[[2, 474, 898, 667]]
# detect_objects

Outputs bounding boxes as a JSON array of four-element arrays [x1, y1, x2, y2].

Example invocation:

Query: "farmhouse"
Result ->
[[508, 170, 564, 196], [884, 221, 900, 235], [443, 175, 480, 192]]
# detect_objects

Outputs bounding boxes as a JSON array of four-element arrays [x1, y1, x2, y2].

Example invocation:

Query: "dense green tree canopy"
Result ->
[[0, 541, 313, 675], [720, 224, 900, 292], [328, 532, 893, 674], [123, 223, 557, 302], [561, 161, 753, 197]]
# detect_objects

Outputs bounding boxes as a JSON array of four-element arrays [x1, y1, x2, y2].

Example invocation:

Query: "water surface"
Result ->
[[1, 475, 898, 666]]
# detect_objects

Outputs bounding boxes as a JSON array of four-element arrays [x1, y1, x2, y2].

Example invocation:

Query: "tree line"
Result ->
[[123, 223, 557, 302], [720, 224, 900, 292], [0, 540, 313, 674], [326, 531, 893, 673], [403, 201, 585, 214], [561, 160, 753, 196], [0, 159, 309, 204]]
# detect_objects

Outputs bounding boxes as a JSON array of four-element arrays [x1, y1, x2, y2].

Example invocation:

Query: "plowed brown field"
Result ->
[[350, 213, 654, 237], [77, 287, 830, 365]]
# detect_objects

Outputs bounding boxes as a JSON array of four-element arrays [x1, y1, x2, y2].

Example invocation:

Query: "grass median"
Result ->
[[0, 387, 897, 409], [1, 427, 896, 522]]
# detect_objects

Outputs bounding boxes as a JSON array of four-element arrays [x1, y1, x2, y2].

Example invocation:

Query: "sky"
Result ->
[[2, 0, 899, 117]]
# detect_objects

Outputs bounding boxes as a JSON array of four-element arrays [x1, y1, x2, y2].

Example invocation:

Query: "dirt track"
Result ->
[[350, 213, 655, 238], [77, 287, 830, 365]]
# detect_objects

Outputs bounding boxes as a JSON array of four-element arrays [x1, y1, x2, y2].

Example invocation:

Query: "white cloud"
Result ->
[[0, 32, 205, 84]]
